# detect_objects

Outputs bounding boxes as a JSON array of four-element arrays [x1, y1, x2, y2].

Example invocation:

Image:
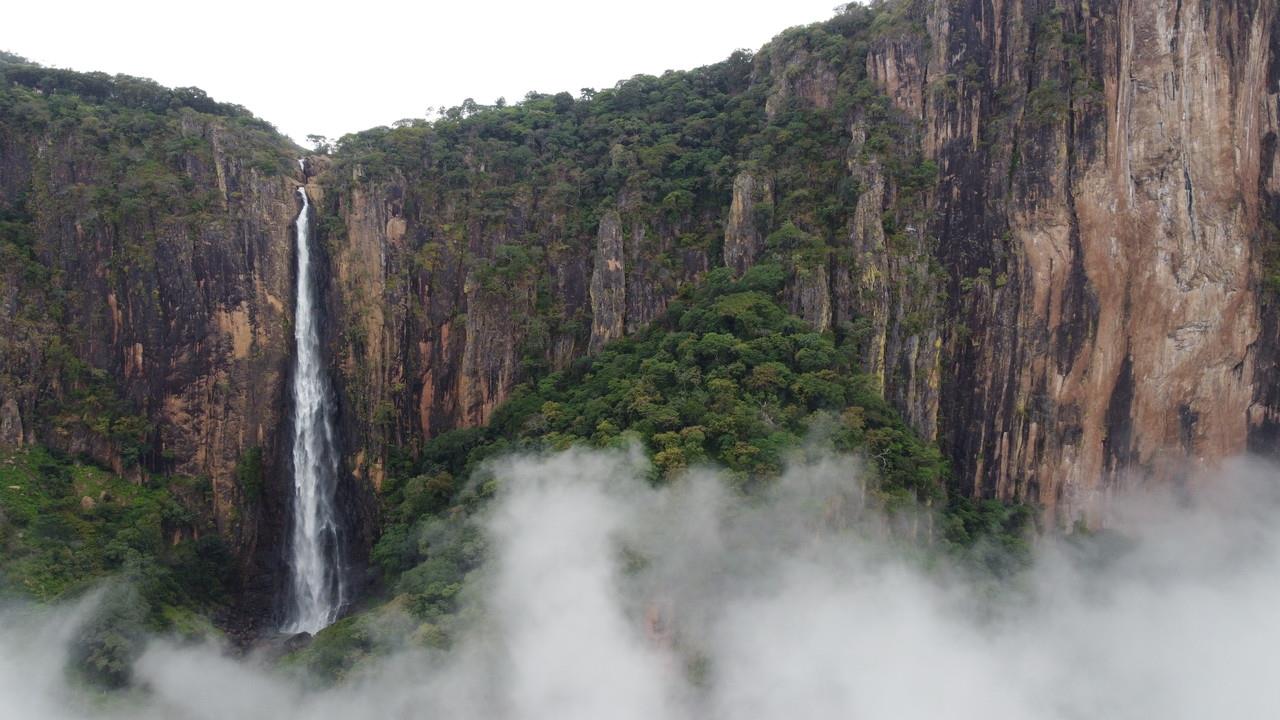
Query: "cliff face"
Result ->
[[817, 0, 1280, 521], [896, 0, 1280, 522], [318, 0, 1280, 526], [0, 69, 310, 606]]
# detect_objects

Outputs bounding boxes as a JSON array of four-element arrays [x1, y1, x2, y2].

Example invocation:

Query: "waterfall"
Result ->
[[284, 183, 345, 634]]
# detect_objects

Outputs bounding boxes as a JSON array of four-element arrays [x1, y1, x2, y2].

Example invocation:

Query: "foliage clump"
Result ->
[[0, 447, 232, 686]]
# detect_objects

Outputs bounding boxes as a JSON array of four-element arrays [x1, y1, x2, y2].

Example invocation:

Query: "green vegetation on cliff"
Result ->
[[386, 262, 946, 507], [0, 51, 297, 471], [0, 447, 228, 604], [308, 2, 946, 505], [321, 3, 932, 267], [0, 52, 267, 124], [285, 261, 1025, 682], [325, 3, 925, 209], [0, 447, 231, 685]]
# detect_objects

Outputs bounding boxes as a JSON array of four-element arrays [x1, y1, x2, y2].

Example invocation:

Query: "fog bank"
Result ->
[[3, 449, 1279, 719]]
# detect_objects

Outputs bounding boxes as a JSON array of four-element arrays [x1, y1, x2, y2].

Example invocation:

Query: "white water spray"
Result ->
[[284, 183, 345, 634]]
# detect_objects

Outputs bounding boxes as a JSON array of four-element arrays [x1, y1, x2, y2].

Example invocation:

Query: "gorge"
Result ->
[[0, 0, 1278, 705]]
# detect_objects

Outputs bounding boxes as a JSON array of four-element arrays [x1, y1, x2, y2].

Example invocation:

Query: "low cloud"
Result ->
[[3, 448, 1279, 719]]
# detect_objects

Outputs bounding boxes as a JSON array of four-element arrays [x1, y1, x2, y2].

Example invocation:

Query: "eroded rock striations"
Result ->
[[901, 0, 1280, 522]]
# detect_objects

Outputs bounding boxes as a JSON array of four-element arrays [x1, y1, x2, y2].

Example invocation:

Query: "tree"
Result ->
[[306, 134, 332, 154]]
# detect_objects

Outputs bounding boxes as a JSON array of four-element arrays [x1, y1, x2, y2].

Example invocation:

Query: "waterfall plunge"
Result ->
[[284, 184, 345, 634]]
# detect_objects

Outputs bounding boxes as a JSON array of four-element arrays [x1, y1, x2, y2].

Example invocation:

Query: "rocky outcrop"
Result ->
[[0, 398, 23, 448], [317, 157, 711, 480], [458, 276, 536, 426], [724, 172, 772, 275], [318, 160, 544, 475], [589, 210, 626, 352], [834, 144, 943, 442], [759, 31, 840, 121]]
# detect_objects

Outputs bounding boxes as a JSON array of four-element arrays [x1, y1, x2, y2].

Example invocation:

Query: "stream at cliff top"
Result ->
[[283, 180, 345, 634]]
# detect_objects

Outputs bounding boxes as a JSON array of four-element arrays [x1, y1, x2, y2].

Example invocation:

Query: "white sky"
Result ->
[[4, 0, 848, 145]]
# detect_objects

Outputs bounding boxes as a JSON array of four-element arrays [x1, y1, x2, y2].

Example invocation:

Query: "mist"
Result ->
[[3, 447, 1279, 719]]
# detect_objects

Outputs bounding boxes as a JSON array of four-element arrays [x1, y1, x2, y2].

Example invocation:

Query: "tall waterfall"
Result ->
[[284, 184, 345, 634]]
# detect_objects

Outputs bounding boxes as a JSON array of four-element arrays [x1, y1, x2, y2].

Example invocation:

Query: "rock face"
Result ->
[[589, 210, 626, 352], [723, 172, 772, 275], [0, 398, 22, 448], [314, 147, 712, 484], [0, 92, 313, 614], [837, 143, 944, 443], [313, 1, 1279, 528], [893, 0, 1280, 524], [749, 0, 1280, 525]]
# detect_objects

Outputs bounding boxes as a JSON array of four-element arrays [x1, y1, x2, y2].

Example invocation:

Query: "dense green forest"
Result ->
[[0, 447, 231, 685]]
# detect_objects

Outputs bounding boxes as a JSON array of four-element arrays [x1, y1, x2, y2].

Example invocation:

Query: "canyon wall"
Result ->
[[318, 0, 1280, 526]]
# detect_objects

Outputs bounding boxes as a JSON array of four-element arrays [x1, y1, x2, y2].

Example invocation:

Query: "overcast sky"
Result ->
[[4, 0, 848, 145]]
